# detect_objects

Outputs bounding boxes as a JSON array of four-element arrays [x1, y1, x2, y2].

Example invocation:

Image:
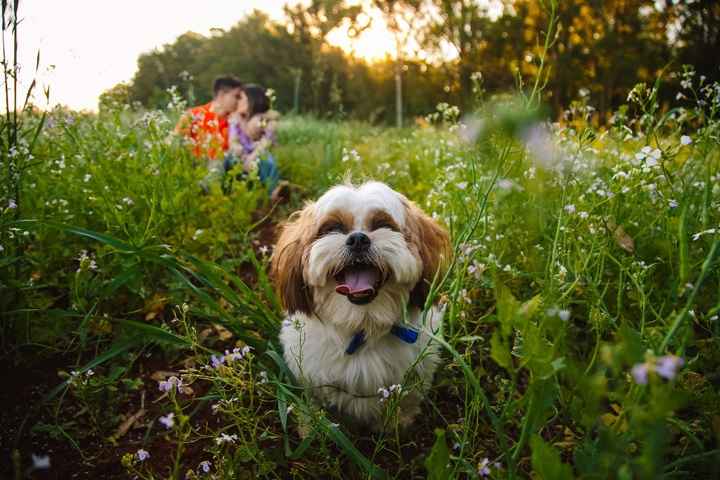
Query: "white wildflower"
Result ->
[[31, 454, 50, 470], [692, 228, 717, 241], [215, 433, 239, 445]]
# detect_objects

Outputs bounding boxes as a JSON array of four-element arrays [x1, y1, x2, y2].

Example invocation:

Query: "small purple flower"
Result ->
[[158, 376, 183, 393], [211, 354, 225, 368], [135, 449, 150, 462], [226, 346, 251, 362], [655, 355, 684, 380], [199, 460, 211, 474], [631, 363, 649, 385], [377, 387, 391, 402], [478, 458, 491, 477], [7, 199, 17, 209], [159, 412, 175, 429]]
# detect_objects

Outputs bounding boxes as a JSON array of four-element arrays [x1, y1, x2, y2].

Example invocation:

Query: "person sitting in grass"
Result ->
[[225, 84, 288, 202], [174, 75, 244, 189]]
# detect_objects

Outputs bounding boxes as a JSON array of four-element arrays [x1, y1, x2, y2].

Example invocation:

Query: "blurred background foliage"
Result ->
[[105, 0, 720, 123]]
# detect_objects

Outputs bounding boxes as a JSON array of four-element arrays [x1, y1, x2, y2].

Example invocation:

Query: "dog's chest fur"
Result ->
[[279, 306, 442, 424]]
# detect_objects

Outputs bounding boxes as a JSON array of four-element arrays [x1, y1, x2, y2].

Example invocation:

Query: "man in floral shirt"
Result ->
[[175, 76, 244, 187]]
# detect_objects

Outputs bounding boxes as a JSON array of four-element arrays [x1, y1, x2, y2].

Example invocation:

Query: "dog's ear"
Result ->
[[404, 200, 451, 309], [271, 203, 315, 315]]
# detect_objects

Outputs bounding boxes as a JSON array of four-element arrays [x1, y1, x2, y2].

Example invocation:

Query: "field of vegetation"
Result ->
[[2, 28, 720, 478]]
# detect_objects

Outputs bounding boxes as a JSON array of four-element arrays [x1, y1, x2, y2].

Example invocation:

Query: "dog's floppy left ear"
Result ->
[[404, 200, 451, 309], [271, 203, 315, 315]]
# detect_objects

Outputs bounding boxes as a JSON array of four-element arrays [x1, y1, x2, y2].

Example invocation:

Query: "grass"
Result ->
[[1, 69, 720, 479]]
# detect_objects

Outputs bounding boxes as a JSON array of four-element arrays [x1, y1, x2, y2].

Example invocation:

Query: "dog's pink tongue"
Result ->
[[335, 267, 379, 297]]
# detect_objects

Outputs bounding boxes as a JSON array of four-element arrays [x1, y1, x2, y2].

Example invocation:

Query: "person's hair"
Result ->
[[213, 76, 243, 96], [242, 84, 270, 117]]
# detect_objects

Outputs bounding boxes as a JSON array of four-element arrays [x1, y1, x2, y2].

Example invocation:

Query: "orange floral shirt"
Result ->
[[176, 103, 229, 160]]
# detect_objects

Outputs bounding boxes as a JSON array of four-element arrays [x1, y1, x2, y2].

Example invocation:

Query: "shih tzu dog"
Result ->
[[272, 181, 450, 428]]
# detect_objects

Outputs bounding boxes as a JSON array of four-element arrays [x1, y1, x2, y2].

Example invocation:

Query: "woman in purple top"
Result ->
[[224, 84, 282, 197]]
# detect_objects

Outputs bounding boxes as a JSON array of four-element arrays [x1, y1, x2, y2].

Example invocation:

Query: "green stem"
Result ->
[[660, 238, 719, 353]]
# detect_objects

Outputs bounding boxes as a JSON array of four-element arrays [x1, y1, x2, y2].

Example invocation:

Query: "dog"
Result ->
[[271, 181, 451, 428]]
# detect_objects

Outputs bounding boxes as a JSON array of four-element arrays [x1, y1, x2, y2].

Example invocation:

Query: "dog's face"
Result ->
[[272, 182, 450, 336]]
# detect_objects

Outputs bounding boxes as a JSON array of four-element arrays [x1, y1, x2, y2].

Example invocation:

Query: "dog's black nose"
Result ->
[[346, 232, 371, 251]]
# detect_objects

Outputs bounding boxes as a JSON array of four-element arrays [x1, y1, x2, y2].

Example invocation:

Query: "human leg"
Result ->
[[258, 153, 280, 193]]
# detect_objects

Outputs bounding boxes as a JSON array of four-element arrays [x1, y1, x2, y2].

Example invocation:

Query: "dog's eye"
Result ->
[[319, 222, 346, 236], [371, 220, 396, 231]]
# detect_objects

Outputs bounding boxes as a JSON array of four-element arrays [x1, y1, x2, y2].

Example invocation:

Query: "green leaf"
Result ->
[[425, 429, 452, 480], [519, 294, 543, 319], [118, 319, 192, 346], [496, 283, 519, 335], [319, 416, 387, 479], [526, 379, 558, 433], [44, 338, 140, 401], [531, 435, 574, 480], [288, 430, 317, 460], [102, 264, 141, 295], [19, 220, 138, 252], [490, 329, 513, 370], [678, 205, 689, 286]]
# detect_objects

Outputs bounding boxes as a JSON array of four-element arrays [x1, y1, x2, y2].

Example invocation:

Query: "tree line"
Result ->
[[103, 0, 719, 123]]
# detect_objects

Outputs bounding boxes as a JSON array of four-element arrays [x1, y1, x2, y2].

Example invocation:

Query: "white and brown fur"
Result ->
[[271, 181, 450, 428]]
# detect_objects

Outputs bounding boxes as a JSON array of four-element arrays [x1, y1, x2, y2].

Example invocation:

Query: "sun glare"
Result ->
[[20, 0, 452, 110], [325, 10, 397, 61]]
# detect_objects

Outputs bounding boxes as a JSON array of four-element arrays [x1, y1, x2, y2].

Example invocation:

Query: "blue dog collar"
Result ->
[[345, 325, 419, 355]]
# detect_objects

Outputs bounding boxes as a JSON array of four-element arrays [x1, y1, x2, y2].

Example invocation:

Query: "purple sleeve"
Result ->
[[231, 122, 255, 154]]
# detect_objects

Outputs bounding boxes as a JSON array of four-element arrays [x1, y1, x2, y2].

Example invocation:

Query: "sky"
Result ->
[[18, 0, 396, 111]]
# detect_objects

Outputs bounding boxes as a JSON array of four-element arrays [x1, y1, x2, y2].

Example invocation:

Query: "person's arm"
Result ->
[[227, 120, 246, 157], [261, 110, 280, 145]]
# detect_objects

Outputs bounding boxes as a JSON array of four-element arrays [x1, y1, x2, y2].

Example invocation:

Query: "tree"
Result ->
[[418, 0, 500, 105], [122, 1, 718, 122], [99, 82, 131, 113], [372, 0, 424, 127], [668, 0, 720, 85], [283, 0, 369, 114]]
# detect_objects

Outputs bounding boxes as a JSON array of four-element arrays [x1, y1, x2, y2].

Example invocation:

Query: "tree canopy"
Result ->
[[120, 1, 719, 123]]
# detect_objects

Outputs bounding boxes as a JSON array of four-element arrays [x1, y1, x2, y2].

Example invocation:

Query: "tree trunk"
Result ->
[[395, 66, 403, 128], [293, 70, 302, 113], [395, 36, 403, 128]]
